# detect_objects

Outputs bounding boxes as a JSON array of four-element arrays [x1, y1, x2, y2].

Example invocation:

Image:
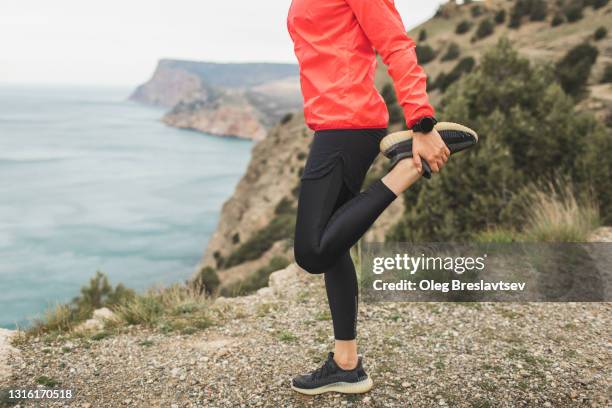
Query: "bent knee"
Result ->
[[294, 245, 326, 274]]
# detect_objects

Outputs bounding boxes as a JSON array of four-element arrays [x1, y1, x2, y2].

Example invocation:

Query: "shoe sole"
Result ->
[[379, 122, 479, 173], [291, 377, 373, 395]]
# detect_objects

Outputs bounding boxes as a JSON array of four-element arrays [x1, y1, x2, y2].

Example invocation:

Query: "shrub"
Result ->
[[456, 20, 473, 34], [381, 83, 403, 124], [28, 271, 137, 335], [475, 19, 495, 40], [529, 0, 548, 21], [564, 1, 584, 22], [386, 39, 612, 241], [589, 0, 609, 9], [602, 64, 612, 83], [523, 183, 600, 242], [280, 112, 293, 125], [418, 29, 427, 42], [471, 5, 483, 18], [72, 271, 135, 313], [555, 42, 599, 99], [551, 13, 565, 26], [441, 43, 461, 62], [494, 9, 507, 24], [433, 57, 476, 92], [509, 10, 522, 28], [219, 256, 290, 296], [415, 44, 436, 64], [193, 266, 220, 295], [594, 26, 608, 41], [509, 0, 548, 26]]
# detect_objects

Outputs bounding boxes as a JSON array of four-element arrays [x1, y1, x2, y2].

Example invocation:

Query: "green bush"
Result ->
[[529, 0, 548, 21], [456, 20, 473, 34], [386, 39, 612, 241], [594, 26, 608, 41], [441, 43, 461, 62], [602, 64, 612, 83], [193, 266, 220, 295], [280, 112, 293, 125], [475, 19, 495, 40], [555, 42, 599, 99], [381, 83, 403, 125], [432, 57, 476, 92], [551, 13, 565, 27], [564, 1, 584, 22], [471, 5, 483, 18], [219, 256, 290, 296], [586, 0, 609, 9], [596, 0, 609, 8], [415, 44, 436, 64], [494, 9, 506, 24], [72, 271, 135, 316], [509, 10, 522, 28]]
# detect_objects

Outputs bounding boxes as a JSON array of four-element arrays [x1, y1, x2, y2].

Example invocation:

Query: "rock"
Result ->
[[163, 95, 268, 141], [256, 287, 274, 297], [269, 264, 303, 297], [0, 328, 19, 385], [92, 307, 114, 321], [74, 308, 116, 333]]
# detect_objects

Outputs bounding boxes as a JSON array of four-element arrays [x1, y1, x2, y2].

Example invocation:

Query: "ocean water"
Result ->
[[0, 85, 252, 329]]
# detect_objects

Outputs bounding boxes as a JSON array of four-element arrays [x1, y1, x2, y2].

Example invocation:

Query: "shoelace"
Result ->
[[311, 359, 334, 380]]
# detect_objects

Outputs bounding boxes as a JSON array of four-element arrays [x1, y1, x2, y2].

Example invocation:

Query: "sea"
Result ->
[[0, 85, 252, 329]]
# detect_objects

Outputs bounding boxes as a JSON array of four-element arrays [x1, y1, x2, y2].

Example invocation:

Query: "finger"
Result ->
[[442, 151, 449, 163], [437, 159, 445, 170], [413, 153, 422, 174], [437, 150, 448, 163], [444, 145, 451, 156], [429, 160, 440, 173]]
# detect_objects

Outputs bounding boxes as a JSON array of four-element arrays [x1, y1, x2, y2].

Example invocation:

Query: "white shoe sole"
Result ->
[[379, 121, 479, 153], [291, 377, 373, 395]]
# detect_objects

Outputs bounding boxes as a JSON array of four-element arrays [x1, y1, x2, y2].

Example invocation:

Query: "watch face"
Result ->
[[421, 117, 435, 133]]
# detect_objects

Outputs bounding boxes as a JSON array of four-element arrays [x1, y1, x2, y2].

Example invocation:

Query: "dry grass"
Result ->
[[111, 284, 214, 331], [524, 182, 600, 242], [27, 304, 87, 338]]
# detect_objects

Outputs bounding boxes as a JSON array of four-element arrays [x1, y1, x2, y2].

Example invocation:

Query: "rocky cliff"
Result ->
[[131, 60, 302, 140], [198, 0, 612, 285]]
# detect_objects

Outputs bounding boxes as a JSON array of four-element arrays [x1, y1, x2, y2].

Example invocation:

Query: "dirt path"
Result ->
[[4, 261, 611, 408]]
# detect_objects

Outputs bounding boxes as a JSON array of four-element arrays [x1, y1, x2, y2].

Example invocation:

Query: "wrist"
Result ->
[[410, 116, 438, 134]]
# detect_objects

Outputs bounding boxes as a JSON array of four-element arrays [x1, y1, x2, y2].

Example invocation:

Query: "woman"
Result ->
[[287, 0, 476, 395]]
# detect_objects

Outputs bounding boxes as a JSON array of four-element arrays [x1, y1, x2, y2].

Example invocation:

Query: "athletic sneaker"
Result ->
[[379, 121, 478, 178], [291, 352, 373, 395]]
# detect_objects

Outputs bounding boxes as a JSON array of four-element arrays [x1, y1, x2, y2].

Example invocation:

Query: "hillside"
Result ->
[[130, 60, 302, 140], [409, 0, 612, 116], [198, 0, 612, 288]]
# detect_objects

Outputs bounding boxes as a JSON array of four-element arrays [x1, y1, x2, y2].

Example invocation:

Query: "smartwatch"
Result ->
[[411, 116, 438, 134]]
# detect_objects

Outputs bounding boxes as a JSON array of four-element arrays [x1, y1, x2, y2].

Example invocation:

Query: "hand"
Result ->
[[412, 129, 450, 175]]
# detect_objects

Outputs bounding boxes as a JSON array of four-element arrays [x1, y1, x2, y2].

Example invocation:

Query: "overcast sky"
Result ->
[[0, 0, 447, 86]]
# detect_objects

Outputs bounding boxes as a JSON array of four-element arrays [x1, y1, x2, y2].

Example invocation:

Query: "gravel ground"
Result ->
[[3, 262, 611, 408]]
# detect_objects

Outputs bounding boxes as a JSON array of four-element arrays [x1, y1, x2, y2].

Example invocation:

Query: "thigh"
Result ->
[[295, 159, 350, 247]]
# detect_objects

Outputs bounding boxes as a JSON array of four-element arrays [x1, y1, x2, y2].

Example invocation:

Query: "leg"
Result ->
[[294, 161, 397, 273], [325, 252, 360, 369]]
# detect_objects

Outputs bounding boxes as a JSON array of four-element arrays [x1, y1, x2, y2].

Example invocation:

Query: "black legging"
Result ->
[[294, 130, 397, 340]]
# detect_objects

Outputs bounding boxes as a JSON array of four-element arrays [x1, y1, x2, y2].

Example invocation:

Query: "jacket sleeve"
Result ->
[[345, 0, 434, 128]]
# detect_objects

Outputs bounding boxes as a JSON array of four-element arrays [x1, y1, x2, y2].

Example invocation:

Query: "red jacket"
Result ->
[[287, 0, 434, 131]]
